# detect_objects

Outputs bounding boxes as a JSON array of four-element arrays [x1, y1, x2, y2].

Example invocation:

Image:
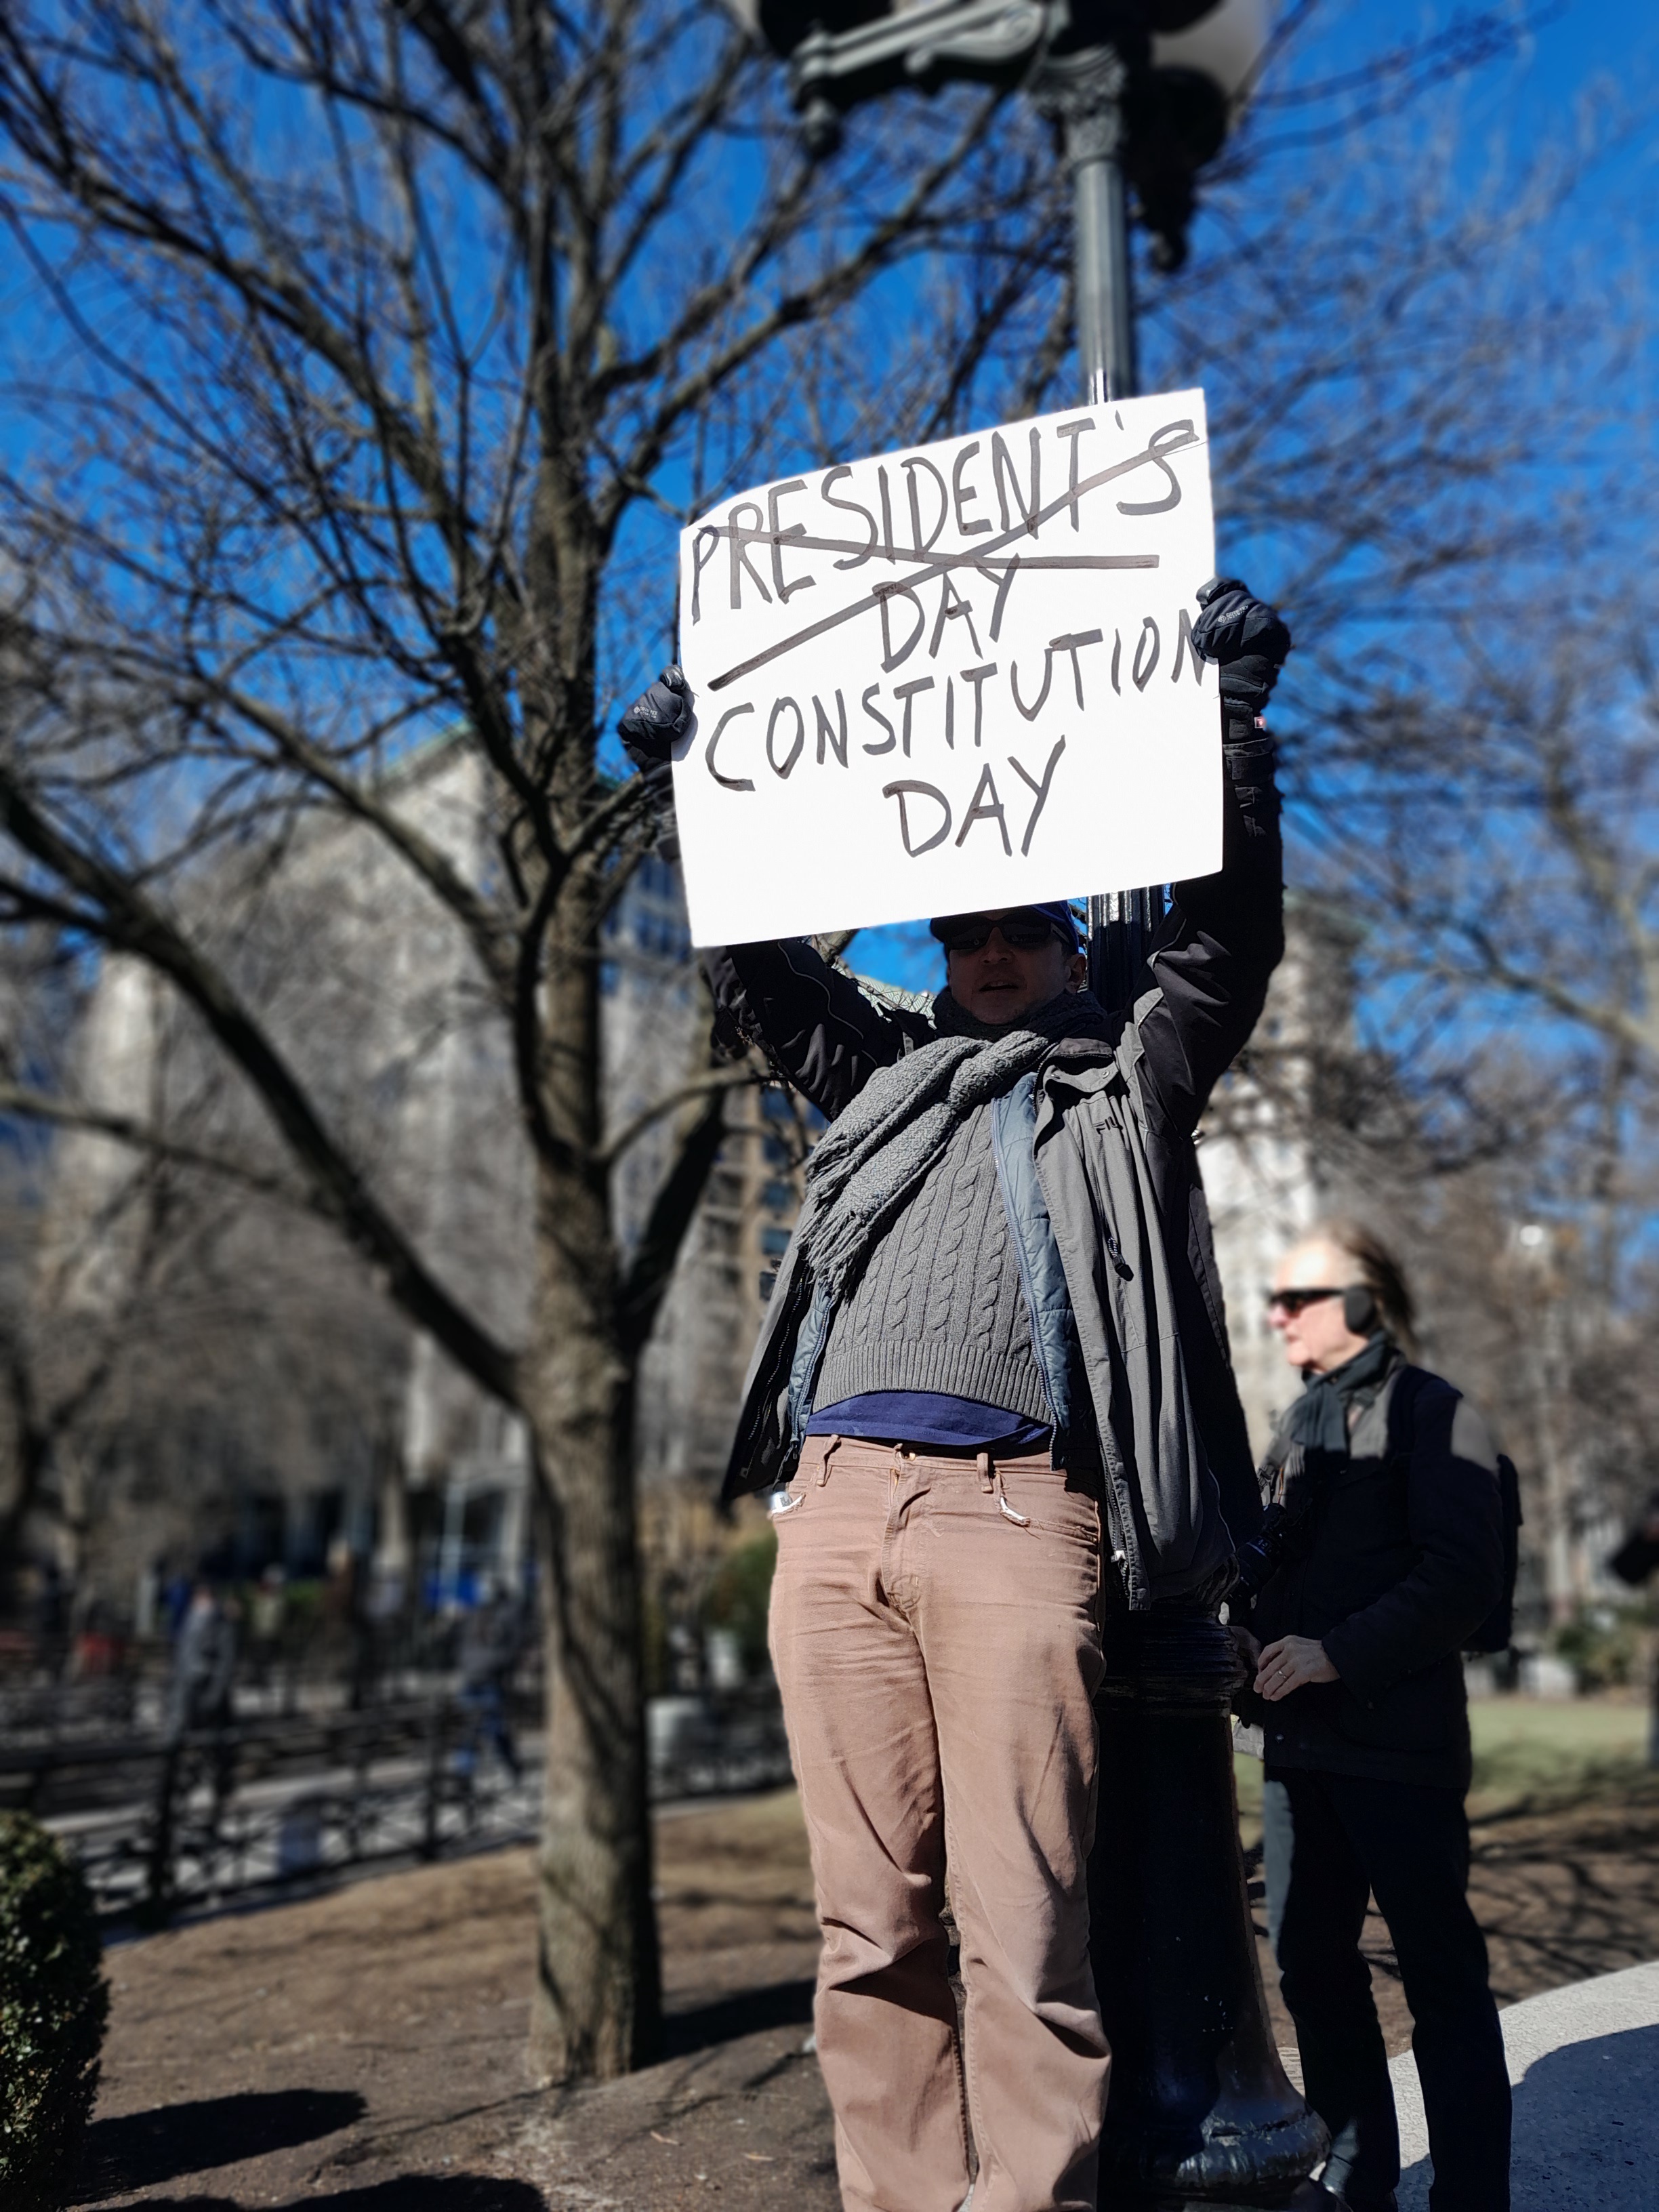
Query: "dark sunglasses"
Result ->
[[937, 912, 1063, 954], [1265, 1286, 1344, 1316]]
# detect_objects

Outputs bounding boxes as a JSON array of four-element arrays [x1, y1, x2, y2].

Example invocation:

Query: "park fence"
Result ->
[[0, 1682, 791, 1923]]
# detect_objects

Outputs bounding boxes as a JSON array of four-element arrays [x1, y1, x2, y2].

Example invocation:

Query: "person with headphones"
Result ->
[[1232, 1221, 1511, 2212]]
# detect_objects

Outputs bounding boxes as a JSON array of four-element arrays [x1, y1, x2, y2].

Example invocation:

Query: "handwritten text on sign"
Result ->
[[673, 391, 1218, 947]]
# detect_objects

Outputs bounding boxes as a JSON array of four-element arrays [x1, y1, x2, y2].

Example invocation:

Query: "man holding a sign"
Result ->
[[621, 409, 1290, 2209]]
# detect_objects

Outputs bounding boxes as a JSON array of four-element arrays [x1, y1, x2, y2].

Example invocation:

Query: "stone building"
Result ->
[[32, 738, 766, 1607]]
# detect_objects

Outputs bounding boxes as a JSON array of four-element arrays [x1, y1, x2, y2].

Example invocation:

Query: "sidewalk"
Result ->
[[1393, 1960, 1659, 2211]]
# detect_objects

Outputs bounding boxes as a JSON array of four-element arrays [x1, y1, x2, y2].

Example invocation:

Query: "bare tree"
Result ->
[[0, 0, 1071, 2080], [0, 0, 1640, 2082], [0, 937, 415, 1614]]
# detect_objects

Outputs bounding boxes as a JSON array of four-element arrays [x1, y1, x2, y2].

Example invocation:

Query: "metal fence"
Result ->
[[1, 1683, 792, 1923]]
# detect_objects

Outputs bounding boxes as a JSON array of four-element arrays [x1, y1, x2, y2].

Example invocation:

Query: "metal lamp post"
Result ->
[[722, 0, 1265, 1004], [721, 3, 1325, 2203]]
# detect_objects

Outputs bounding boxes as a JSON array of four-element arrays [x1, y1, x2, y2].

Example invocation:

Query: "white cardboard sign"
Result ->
[[674, 389, 1218, 947]]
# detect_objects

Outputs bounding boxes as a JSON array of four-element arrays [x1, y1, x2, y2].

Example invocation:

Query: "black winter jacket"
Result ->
[[1244, 1362, 1505, 1793], [705, 734, 1283, 1565]]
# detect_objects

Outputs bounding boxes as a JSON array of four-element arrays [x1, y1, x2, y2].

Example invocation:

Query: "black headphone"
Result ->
[[1343, 1284, 1379, 1336]]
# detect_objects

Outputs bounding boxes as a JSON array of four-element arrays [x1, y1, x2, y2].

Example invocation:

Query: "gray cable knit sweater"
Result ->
[[812, 1100, 1052, 1426]]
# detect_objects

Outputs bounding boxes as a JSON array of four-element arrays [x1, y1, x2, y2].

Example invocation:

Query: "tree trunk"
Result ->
[[523, 966, 662, 2083]]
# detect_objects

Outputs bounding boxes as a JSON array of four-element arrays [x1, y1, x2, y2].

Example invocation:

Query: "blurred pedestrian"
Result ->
[[456, 1577, 523, 1784], [248, 1565, 288, 1694], [1233, 1223, 1510, 2212], [163, 1578, 241, 1818], [31, 1555, 68, 1677], [166, 1581, 238, 1737]]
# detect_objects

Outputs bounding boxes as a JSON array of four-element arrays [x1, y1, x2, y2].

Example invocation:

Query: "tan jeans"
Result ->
[[769, 1435, 1109, 2212]]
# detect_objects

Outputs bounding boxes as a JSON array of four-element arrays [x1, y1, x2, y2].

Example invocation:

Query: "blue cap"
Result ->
[[930, 901, 1082, 951]]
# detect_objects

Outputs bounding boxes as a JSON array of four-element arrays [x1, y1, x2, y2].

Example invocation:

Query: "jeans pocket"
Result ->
[[998, 1467, 1101, 1546]]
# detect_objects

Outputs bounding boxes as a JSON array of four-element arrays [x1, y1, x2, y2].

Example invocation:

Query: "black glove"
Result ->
[[618, 665, 692, 859], [1191, 577, 1292, 729], [619, 665, 692, 766]]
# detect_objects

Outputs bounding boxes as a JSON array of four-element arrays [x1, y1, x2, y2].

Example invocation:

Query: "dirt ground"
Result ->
[[76, 1763, 1659, 2211]]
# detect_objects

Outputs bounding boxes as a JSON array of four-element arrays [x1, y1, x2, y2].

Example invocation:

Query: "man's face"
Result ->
[[1268, 1237, 1373, 1374], [945, 910, 1087, 1026]]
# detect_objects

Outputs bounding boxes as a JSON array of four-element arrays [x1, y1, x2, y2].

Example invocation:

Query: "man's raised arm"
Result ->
[[1130, 579, 1291, 1138], [619, 670, 929, 1124]]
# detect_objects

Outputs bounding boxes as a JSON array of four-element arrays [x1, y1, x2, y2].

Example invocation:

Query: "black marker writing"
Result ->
[[1008, 738, 1066, 857], [893, 676, 935, 757], [706, 701, 756, 790], [876, 583, 927, 672], [1116, 421, 1193, 517], [1132, 618, 1160, 691], [861, 684, 897, 755], [952, 441, 990, 537], [928, 572, 982, 661], [704, 422, 1197, 689], [960, 663, 997, 748], [955, 764, 1011, 855], [1170, 606, 1203, 684], [766, 696, 805, 779], [904, 456, 949, 554], [992, 428, 1041, 537], [1055, 418, 1094, 531], [1010, 651, 1052, 722], [822, 466, 878, 571], [884, 781, 952, 856], [989, 556, 1021, 644], [815, 690, 848, 766], [1050, 630, 1104, 709], [727, 501, 772, 609], [768, 480, 815, 603], [691, 525, 720, 623]]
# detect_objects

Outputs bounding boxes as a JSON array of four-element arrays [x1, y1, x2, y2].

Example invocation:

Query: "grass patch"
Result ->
[[1469, 1696, 1652, 1812], [1232, 1696, 1655, 1843]]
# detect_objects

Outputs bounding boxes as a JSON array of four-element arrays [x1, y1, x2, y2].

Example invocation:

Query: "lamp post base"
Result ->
[[1090, 1608, 1328, 2209]]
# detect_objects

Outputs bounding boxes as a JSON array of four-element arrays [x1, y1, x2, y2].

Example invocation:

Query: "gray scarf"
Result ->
[[796, 987, 1108, 1299], [1261, 1334, 1401, 1520]]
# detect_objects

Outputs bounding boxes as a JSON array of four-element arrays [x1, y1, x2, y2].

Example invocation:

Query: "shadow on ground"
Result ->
[[75, 2089, 367, 2198], [663, 1975, 815, 2056], [106, 2184, 545, 2211]]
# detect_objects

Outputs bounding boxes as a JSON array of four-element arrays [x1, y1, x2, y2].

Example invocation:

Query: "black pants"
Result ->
[[1263, 1767, 1510, 2212]]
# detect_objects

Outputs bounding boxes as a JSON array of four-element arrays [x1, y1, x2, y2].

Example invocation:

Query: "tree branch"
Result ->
[[0, 760, 520, 1406]]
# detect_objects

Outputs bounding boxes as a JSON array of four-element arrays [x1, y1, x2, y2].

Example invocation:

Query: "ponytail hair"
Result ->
[[1311, 1216, 1420, 1359]]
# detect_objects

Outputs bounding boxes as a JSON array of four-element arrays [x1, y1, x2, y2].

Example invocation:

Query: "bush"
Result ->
[[0, 1812, 109, 2210], [1550, 1603, 1647, 1694]]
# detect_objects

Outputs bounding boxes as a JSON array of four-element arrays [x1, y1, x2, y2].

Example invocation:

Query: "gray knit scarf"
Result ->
[[796, 987, 1109, 1299], [1261, 1334, 1401, 1521]]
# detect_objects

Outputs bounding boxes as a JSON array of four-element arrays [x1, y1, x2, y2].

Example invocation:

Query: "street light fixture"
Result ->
[[722, 0, 1267, 380], [722, 0, 1267, 1008]]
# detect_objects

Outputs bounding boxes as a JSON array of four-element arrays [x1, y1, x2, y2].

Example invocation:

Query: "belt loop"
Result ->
[[818, 1434, 842, 1487], [976, 1450, 994, 1495]]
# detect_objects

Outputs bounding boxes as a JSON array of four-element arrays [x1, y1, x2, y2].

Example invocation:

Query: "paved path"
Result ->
[[1393, 1960, 1659, 2210]]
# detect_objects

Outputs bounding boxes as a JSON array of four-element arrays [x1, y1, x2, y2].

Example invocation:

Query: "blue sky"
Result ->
[[846, 0, 1658, 996]]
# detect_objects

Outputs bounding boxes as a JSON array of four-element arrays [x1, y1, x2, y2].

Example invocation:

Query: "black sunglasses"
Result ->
[[937, 912, 1065, 954], [1265, 1286, 1345, 1316]]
